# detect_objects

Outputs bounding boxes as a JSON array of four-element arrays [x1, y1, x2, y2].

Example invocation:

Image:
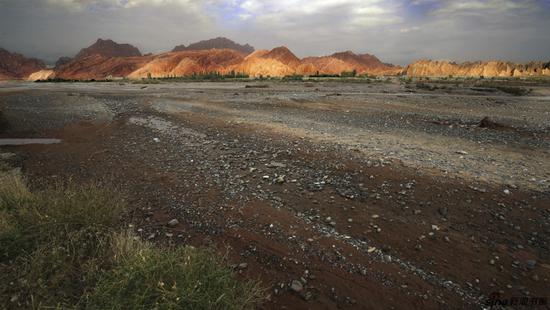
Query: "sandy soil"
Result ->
[[1, 79, 549, 309]]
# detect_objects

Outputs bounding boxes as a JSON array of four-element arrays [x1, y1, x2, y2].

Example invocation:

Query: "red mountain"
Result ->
[[0, 48, 46, 80], [55, 54, 152, 80], [74, 39, 142, 59], [262, 46, 301, 67], [303, 51, 402, 75], [128, 49, 244, 79]]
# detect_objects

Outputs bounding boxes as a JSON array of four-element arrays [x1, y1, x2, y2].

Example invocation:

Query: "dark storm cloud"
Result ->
[[0, 0, 548, 65]]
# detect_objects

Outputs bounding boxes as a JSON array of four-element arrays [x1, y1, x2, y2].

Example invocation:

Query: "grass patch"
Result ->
[[0, 173, 263, 309], [89, 233, 262, 310]]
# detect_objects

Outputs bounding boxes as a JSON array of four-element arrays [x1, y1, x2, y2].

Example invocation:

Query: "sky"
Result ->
[[0, 0, 549, 65]]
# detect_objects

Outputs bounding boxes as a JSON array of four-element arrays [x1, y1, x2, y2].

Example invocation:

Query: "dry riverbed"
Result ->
[[1, 79, 549, 309]]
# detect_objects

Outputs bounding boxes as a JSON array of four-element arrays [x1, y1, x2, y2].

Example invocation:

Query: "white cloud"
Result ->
[[0, 0, 548, 65]]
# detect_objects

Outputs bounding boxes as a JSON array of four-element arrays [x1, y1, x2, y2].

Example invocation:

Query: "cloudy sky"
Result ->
[[0, 0, 549, 65]]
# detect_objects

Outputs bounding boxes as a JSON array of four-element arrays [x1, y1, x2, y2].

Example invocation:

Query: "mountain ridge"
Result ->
[[173, 37, 254, 55], [3, 38, 549, 80]]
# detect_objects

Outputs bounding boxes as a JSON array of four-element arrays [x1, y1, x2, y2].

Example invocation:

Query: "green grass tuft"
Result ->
[[0, 174, 263, 309], [88, 232, 264, 310]]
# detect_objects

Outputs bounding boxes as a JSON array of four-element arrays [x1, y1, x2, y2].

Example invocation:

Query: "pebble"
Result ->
[[238, 263, 248, 270], [290, 280, 304, 293], [167, 219, 179, 227], [267, 162, 287, 168], [526, 260, 537, 270]]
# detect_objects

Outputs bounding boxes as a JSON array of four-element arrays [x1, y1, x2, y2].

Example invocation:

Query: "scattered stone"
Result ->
[[238, 263, 249, 270], [526, 260, 537, 270], [267, 162, 287, 168], [153, 137, 160, 143], [167, 219, 179, 227], [301, 291, 313, 301], [290, 280, 304, 293], [0, 153, 16, 160], [372, 214, 380, 219]]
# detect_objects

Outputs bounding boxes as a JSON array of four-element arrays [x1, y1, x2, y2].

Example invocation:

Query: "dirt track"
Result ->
[[1, 80, 549, 309]]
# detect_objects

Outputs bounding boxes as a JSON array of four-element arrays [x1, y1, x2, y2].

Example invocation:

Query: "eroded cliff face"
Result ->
[[303, 51, 403, 76], [406, 60, 550, 77], [0, 48, 46, 80], [127, 49, 244, 79], [55, 55, 153, 80]]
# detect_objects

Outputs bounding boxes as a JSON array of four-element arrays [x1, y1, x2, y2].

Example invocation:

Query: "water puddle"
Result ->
[[0, 138, 61, 146]]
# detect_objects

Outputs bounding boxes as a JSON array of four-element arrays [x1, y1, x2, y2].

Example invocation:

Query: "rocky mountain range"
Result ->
[[1, 37, 549, 81], [172, 37, 254, 55], [406, 60, 550, 77]]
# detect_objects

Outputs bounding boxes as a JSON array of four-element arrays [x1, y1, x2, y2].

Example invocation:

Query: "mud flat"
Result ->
[[1, 79, 549, 309]]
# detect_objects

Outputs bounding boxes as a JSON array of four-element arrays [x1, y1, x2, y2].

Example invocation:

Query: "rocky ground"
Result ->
[[1, 79, 549, 309]]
